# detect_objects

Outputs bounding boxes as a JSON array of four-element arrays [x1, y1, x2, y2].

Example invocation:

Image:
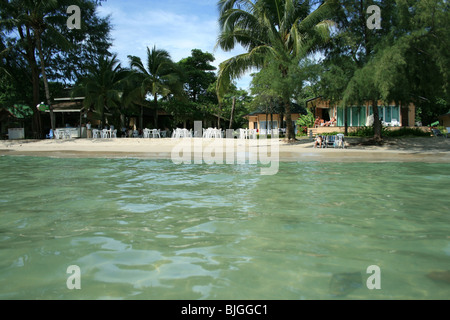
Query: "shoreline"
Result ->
[[1, 137, 449, 163]]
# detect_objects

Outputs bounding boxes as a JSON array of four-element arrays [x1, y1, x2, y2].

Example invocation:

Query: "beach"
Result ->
[[1, 137, 449, 163]]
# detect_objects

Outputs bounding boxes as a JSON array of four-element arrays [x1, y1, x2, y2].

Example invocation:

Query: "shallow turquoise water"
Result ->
[[0, 155, 449, 300]]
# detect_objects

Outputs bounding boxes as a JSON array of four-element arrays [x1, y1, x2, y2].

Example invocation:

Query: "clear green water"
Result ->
[[0, 155, 449, 300]]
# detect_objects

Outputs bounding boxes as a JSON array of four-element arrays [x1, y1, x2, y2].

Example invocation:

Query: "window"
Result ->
[[339, 106, 367, 126], [369, 106, 401, 124], [337, 107, 344, 126], [260, 121, 278, 130]]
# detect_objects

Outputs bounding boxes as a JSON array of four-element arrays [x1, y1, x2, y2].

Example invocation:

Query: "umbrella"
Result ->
[[36, 103, 49, 112]]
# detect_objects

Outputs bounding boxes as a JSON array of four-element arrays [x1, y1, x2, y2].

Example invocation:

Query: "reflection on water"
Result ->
[[0, 156, 449, 299]]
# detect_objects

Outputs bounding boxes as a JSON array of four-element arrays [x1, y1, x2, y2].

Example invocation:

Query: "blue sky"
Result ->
[[96, 0, 252, 90]]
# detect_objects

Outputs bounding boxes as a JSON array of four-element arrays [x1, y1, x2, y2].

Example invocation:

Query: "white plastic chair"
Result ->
[[111, 129, 117, 138], [213, 129, 222, 138], [203, 128, 212, 138], [239, 129, 247, 139], [152, 129, 161, 138], [172, 128, 185, 139], [334, 134, 345, 149], [391, 119, 400, 126], [92, 129, 101, 138], [101, 129, 110, 139], [143, 129, 151, 138], [54, 130, 61, 139]]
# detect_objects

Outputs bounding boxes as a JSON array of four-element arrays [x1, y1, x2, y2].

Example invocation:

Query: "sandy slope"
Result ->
[[0, 137, 449, 163]]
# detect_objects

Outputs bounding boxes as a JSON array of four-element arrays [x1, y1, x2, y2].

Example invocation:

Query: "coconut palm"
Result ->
[[6, 0, 72, 133], [128, 46, 183, 129], [216, 0, 337, 140], [74, 54, 128, 128]]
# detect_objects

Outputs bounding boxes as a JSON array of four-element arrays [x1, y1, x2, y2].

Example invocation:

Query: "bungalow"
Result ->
[[307, 97, 416, 128], [439, 112, 450, 127], [0, 105, 32, 139], [244, 103, 308, 134]]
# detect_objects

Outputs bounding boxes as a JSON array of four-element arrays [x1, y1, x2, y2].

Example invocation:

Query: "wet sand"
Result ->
[[0, 137, 449, 163]]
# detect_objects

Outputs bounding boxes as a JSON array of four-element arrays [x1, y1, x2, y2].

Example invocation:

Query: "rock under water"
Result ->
[[426, 271, 450, 284], [330, 272, 363, 297]]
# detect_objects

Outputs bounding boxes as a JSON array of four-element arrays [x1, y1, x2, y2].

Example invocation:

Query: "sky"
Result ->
[[96, 0, 253, 91]]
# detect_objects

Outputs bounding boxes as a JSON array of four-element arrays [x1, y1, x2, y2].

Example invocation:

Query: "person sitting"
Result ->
[[314, 117, 321, 128], [314, 135, 323, 148], [325, 117, 336, 127], [46, 129, 54, 139]]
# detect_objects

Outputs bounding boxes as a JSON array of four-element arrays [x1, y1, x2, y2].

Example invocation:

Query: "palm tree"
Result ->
[[128, 46, 183, 129], [216, 0, 337, 140], [74, 54, 128, 128], [13, 0, 72, 133]]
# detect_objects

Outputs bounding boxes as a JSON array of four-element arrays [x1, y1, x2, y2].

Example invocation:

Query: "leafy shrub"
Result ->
[[348, 126, 430, 137], [296, 110, 315, 128], [384, 127, 430, 137], [348, 127, 378, 137]]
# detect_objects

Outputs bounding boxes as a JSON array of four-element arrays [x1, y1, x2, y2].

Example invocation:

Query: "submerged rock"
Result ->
[[427, 271, 450, 284], [330, 272, 363, 297]]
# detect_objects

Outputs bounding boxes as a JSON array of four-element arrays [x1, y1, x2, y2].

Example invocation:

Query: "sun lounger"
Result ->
[[432, 129, 447, 138], [324, 135, 336, 148]]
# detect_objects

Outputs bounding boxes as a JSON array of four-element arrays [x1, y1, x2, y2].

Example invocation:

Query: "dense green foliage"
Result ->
[[319, 0, 450, 139], [216, 0, 338, 140], [0, 0, 112, 136], [1, 0, 448, 139]]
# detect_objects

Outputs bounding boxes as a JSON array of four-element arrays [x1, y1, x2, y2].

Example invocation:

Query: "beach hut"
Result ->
[[306, 97, 416, 128], [46, 97, 88, 138], [0, 108, 18, 139], [244, 103, 307, 134], [0, 105, 32, 139], [438, 112, 450, 127]]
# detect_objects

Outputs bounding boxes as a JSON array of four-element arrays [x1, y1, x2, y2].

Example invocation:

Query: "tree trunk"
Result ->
[[31, 65, 42, 138], [229, 96, 236, 129], [265, 110, 268, 135], [21, 25, 42, 137], [285, 101, 295, 140], [372, 100, 382, 141], [270, 112, 273, 131], [217, 102, 222, 129], [120, 114, 125, 130], [101, 107, 106, 129], [36, 31, 55, 134], [280, 113, 284, 128], [344, 107, 348, 136], [139, 105, 143, 130], [154, 94, 158, 129]]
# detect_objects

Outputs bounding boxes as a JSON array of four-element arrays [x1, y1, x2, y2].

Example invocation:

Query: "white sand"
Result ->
[[1, 137, 449, 163]]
